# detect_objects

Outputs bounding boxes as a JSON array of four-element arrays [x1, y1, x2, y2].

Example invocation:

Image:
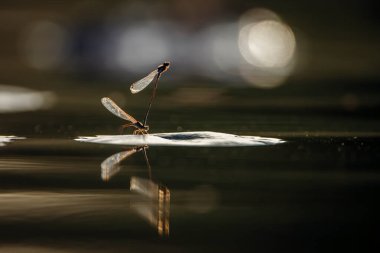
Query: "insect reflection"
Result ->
[[100, 146, 170, 236]]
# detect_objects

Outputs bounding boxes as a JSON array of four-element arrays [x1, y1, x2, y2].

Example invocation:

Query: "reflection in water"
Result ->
[[0, 136, 25, 147], [130, 177, 170, 236], [101, 147, 141, 181], [101, 146, 170, 236], [183, 185, 219, 214]]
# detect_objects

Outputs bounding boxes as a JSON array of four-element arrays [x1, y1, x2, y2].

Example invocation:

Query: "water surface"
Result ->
[[0, 86, 379, 252]]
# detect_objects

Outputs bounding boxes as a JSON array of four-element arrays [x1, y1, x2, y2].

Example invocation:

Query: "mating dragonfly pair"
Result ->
[[101, 62, 170, 135]]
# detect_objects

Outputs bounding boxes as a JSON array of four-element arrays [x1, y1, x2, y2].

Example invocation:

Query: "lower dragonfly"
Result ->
[[101, 97, 149, 135]]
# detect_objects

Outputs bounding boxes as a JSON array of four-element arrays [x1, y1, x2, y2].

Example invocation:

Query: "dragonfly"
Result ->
[[101, 97, 149, 135], [130, 62, 170, 127]]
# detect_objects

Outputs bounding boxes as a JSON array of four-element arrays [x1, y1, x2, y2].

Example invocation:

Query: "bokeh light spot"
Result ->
[[238, 8, 297, 88], [21, 21, 68, 70], [247, 20, 295, 68]]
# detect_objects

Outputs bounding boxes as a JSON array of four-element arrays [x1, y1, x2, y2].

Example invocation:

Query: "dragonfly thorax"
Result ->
[[135, 121, 149, 130]]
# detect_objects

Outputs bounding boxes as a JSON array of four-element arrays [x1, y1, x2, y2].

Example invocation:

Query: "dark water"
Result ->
[[1, 86, 379, 252]]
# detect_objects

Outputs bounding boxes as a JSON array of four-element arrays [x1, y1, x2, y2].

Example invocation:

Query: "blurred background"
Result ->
[[0, 0, 380, 137], [0, 0, 379, 84]]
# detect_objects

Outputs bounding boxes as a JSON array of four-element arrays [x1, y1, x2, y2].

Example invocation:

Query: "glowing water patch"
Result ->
[[0, 136, 25, 147], [76, 131, 284, 147]]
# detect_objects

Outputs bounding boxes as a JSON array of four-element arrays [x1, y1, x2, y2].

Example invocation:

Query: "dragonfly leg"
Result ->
[[133, 129, 149, 135], [120, 123, 136, 134]]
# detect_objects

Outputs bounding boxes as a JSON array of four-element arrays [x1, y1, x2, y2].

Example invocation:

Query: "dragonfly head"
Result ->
[[161, 61, 170, 71], [157, 62, 170, 74]]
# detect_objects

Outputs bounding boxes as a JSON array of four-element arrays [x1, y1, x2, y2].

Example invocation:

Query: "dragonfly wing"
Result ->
[[101, 149, 139, 181], [130, 70, 158, 94], [101, 97, 138, 123]]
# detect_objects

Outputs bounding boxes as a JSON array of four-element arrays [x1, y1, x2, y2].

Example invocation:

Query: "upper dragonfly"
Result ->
[[130, 62, 170, 94], [130, 62, 170, 126]]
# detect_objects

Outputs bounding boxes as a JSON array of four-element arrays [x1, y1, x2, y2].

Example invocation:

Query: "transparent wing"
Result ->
[[101, 97, 138, 123], [130, 70, 158, 94], [101, 149, 139, 181]]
